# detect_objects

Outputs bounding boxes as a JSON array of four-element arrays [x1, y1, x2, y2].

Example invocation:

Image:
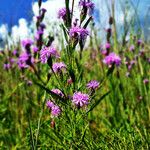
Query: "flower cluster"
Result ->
[[87, 80, 99, 90], [79, 0, 94, 12], [46, 100, 61, 117], [58, 8, 67, 20], [52, 62, 66, 73], [72, 92, 89, 107], [51, 89, 64, 97], [69, 26, 89, 41], [103, 52, 121, 67], [22, 39, 33, 48], [40, 46, 59, 63]]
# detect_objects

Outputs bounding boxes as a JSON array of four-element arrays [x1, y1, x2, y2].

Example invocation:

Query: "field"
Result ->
[[0, 0, 150, 149]]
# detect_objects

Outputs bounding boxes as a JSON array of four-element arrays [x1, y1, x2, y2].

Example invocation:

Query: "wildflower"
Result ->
[[129, 45, 135, 51], [143, 79, 149, 84], [79, 0, 94, 13], [72, 92, 89, 107], [35, 29, 44, 40], [58, 8, 67, 20], [12, 49, 18, 56], [105, 42, 111, 49], [69, 26, 89, 41], [51, 89, 64, 97], [87, 80, 99, 90], [46, 100, 55, 109], [103, 52, 121, 67], [32, 46, 39, 53], [3, 63, 11, 70], [137, 39, 143, 46], [51, 106, 61, 117], [40, 46, 59, 64], [52, 62, 66, 73], [22, 39, 33, 48], [46, 100, 61, 117]]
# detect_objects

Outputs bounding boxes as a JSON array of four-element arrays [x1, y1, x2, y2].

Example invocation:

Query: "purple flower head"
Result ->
[[129, 45, 135, 51], [72, 92, 89, 107], [40, 46, 60, 64], [51, 105, 61, 117], [17, 52, 34, 69], [12, 49, 18, 56], [35, 29, 44, 40], [137, 39, 143, 46], [69, 26, 89, 41], [79, 0, 94, 13], [58, 8, 67, 20], [32, 46, 39, 53], [105, 42, 111, 49], [51, 89, 64, 97], [103, 52, 121, 67], [87, 80, 99, 90], [22, 39, 33, 48], [46, 100, 55, 109], [143, 79, 149, 84], [52, 62, 66, 73], [3, 63, 11, 70], [41, 8, 47, 13]]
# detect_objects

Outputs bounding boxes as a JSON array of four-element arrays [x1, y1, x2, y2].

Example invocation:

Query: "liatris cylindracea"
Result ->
[[51, 89, 64, 97], [86, 80, 99, 90], [52, 62, 66, 73], [40, 46, 59, 64], [72, 92, 89, 107], [103, 52, 121, 67]]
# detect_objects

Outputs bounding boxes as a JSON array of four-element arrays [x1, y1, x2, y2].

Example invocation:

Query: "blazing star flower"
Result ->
[[32, 46, 39, 53], [35, 29, 44, 40], [72, 92, 89, 107], [52, 62, 66, 73], [87, 80, 99, 90], [69, 26, 89, 41], [40, 46, 59, 64], [105, 42, 111, 49], [79, 0, 94, 12], [17, 52, 34, 69], [51, 89, 64, 97], [3, 63, 11, 70], [129, 45, 135, 51], [143, 79, 149, 84], [22, 39, 33, 48], [103, 52, 121, 67], [46, 100, 55, 109], [58, 8, 67, 20], [51, 106, 61, 117]]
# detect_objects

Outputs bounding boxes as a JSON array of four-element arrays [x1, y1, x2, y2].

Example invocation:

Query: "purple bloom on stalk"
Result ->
[[58, 8, 67, 20], [105, 42, 111, 49], [103, 52, 121, 67], [87, 80, 99, 90], [79, 0, 94, 12], [51, 89, 64, 97], [137, 39, 143, 46], [143, 79, 149, 84], [52, 62, 66, 73], [21, 39, 33, 48], [32, 46, 39, 53], [12, 49, 18, 56], [40, 46, 59, 64], [3, 63, 11, 70], [69, 26, 89, 41], [129, 45, 135, 51], [51, 106, 61, 117], [35, 29, 44, 40], [46, 100, 55, 109], [72, 92, 89, 107]]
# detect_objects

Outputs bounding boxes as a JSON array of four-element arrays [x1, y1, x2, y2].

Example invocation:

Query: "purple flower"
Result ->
[[12, 49, 18, 56], [51, 106, 61, 117], [137, 39, 143, 46], [40, 46, 60, 64], [143, 79, 149, 84], [103, 52, 121, 67], [3, 63, 11, 70], [46, 100, 55, 109], [46, 100, 61, 117], [32, 46, 39, 53], [17, 52, 34, 69], [79, 0, 94, 12], [58, 8, 67, 20], [35, 29, 44, 40], [52, 62, 66, 73], [129, 45, 135, 51], [69, 26, 89, 41], [22, 39, 33, 48], [72, 92, 89, 107], [87, 80, 99, 90], [51, 89, 64, 97], [105, 42, 111, 49]]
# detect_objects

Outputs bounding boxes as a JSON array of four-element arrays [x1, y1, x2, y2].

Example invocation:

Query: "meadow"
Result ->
[[0, 0, 150, 149]]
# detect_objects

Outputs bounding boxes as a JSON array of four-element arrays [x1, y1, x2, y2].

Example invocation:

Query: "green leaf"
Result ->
[[87, 91, 111, 113]]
